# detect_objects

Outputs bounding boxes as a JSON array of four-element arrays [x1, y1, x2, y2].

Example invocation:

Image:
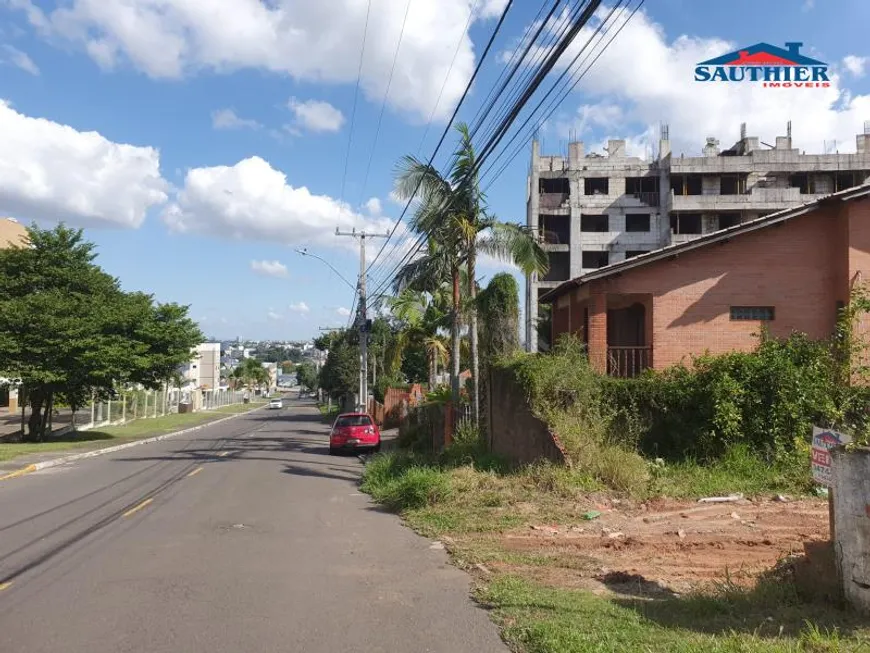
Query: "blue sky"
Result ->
[[1, 0, 868, 341]]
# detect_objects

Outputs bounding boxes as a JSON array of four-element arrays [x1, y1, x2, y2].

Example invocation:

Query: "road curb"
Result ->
[[0, 405, 264, 482]]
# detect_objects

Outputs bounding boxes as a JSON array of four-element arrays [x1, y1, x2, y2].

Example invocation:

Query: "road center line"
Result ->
[[218, 451, 231, 457], [187, 467, 204, 477], [0, 582, 12, 592], [122, 498, 153, 518]]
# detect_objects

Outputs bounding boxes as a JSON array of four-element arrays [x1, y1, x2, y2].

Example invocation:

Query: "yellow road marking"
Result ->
[[187, 466, 203, 477], [0, 464, 37, 482], [218, 451, 230, 457], [0, 582, 13, 591], [122, 498, 153, 518]]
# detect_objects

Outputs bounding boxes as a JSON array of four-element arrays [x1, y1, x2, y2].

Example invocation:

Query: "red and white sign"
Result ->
[[811, 426, 851, 487]]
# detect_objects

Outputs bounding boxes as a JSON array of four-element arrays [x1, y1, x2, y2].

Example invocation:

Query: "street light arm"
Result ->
[[294, 248, 357, 291]]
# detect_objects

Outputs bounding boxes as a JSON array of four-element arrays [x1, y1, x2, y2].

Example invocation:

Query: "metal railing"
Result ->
[[607, 346, 652, 378]]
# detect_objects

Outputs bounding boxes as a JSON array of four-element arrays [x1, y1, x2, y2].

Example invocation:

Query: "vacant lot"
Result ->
[[362, 454, 870, 652]]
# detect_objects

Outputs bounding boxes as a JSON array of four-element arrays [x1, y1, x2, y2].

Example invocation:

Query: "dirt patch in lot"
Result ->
[[468, 496, 829, 595]]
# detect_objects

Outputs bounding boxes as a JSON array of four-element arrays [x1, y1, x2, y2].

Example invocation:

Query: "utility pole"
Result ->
[[335, 227, 388, 412]]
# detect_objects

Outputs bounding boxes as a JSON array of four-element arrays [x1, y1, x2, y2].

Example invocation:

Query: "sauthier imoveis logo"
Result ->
[[695, 41, 830, 88]]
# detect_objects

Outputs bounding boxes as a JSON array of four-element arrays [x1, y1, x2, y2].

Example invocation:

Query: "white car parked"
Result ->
[[268, 398, 283, 410]]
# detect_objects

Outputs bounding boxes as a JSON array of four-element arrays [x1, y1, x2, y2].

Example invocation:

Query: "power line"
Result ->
[[481, 0, 643, 188], [368, 0, 574, 294], [339, 0, 373, 215], [364, 0, 515, 280], [414, 0, 482, 157], [357, 0, 413, 207], [367, 0, 623, 300]]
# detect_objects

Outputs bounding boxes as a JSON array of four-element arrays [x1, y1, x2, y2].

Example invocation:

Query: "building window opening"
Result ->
[[669, 174, 703, 196], [835, 171, 862, 192], [718, 212, 741, 229], [670, 213, 702, 234], [539, 214, 570, 244], [539, 177, 569, 194], [543, 251, 570, 282], [582, 250, 609, 269], [789, 173, 811, 194], [584, 177, 609, 195], [581, 214, 609, 232], [730, 306, 775, 321], [720, 174, 746, 195], [625, 213, 650, 232]]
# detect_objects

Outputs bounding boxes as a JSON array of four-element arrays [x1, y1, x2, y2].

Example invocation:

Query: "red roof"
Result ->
[[724, 50, 796, 66]]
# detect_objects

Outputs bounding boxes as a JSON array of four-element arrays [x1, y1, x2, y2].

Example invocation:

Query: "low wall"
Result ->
[[486, 367, 568, 466]]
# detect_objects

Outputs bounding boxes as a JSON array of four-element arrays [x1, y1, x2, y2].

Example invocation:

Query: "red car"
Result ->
[[329, 412, 381, 455]]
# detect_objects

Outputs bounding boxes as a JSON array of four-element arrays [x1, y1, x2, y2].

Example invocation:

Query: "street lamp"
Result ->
[[294, 248, 357, 291]]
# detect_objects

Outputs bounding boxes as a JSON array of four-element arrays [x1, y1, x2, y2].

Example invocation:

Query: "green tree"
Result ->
[[296, 361, 319, 392], [393, 123, 547, 422], [319, 330, 359, 400], [230, 357, 269, 391], [477, 273, 521, 362], [0, 225, 202, 440]]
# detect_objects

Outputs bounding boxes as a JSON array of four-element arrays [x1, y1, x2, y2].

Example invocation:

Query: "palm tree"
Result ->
[[394, 123, 548, 423], [392, 174, 467, 407]]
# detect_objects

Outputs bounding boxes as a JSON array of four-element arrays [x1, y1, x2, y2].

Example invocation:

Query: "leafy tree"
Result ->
[[319, 330, 359, 400], [477, 273, 521, 362], [296, 361, 319, 392], [0, 225, 202, 440], [230, 357, 269, 391]]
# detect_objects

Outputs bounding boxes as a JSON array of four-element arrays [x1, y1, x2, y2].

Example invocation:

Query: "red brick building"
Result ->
[[541, 185, 870, 376]]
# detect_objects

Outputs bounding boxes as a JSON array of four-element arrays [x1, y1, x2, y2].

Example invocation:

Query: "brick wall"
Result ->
[[592, 202, 861, 369], [487, 367, 568, 465]]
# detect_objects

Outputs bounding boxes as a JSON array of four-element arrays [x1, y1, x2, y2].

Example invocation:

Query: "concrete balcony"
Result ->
[[539, 193, 570, 210], [669, 187, 831, 212]]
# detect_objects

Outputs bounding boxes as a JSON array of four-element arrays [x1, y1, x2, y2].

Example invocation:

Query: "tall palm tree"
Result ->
[[393, 123, 548, 419], [393, 174, 466, 408]]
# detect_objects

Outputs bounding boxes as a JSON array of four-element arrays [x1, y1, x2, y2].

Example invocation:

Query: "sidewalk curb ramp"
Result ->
[[0, 405, 264, 482]]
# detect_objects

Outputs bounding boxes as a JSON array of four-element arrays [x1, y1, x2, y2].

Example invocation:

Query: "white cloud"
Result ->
[[2, 44, 39, 74], [478, 0, 509, 19], [250, 259, 288, 278], [10, 0, 493, 121], [388, 189, 406, 207], [161, 155, 397, 247], [212, 108, 261, 130], [336, 306, 351, 317], [531, 6, 870, 157], [289, 301, 310, 313], [287, 97, 344, 133], [267, 309, 283, 321], [843, 55, 868, 78], [364, 197, 382, 216], [0, 99, 168, 228]]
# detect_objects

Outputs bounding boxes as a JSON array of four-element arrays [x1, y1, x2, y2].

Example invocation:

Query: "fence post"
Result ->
[[107, 399, 112, 423], [122, 394, 126, 423], [90, 395, 95, 427]]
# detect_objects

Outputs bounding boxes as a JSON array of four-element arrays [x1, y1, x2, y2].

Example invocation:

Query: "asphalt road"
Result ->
[[0, 399, 506, 652]]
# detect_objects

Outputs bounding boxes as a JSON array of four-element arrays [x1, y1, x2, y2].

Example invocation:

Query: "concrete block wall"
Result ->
[[487, 366, 568, 465], [831, 447, 870, 614]]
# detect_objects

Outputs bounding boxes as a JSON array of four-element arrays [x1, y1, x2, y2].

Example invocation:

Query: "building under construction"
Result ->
[[525, 122, 870, 351]]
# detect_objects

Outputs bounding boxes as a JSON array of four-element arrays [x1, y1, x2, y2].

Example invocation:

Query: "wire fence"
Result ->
[[76, 388, 250, 431]]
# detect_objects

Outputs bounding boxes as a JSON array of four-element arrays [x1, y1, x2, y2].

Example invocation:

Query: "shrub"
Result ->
[[604, 333, 847, 462]]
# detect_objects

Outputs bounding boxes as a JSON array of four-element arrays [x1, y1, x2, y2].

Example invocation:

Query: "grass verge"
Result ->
[[360, 449, 868, 652], [480, 575, 869, 653], [0, 402, 265, 463]]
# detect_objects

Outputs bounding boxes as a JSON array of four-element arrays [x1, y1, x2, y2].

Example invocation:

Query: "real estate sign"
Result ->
[[811, 426, 851, 487]]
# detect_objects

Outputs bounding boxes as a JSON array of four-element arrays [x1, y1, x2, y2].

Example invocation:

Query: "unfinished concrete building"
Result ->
[[525, 122, 870, 351]]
